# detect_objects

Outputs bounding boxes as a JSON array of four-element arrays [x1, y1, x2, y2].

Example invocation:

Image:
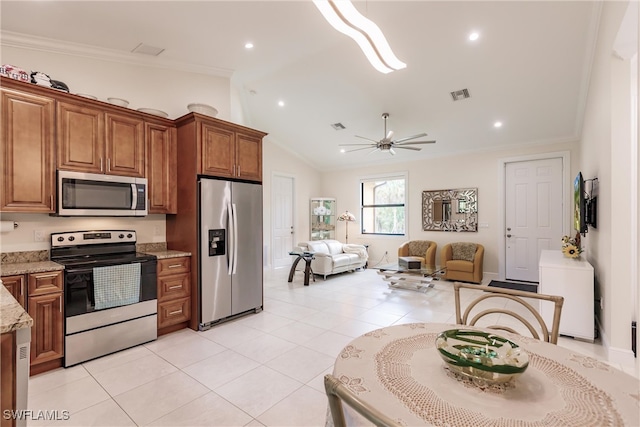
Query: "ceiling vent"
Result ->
[[331, 123, 346, 130], [450, 88, 470, 101], [131, 43, 165, 56]]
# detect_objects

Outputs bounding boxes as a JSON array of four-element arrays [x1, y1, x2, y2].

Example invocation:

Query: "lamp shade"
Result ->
[[337, 211, 356, 222]]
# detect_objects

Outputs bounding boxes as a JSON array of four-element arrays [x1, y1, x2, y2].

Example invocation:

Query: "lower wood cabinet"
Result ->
[[157, 257, 191, 333], [2, 275, 25, 308]]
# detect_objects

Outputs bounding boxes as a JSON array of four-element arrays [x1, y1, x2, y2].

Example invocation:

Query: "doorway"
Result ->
[[271, 174, 295, 269], [501, 153, 569, 282]]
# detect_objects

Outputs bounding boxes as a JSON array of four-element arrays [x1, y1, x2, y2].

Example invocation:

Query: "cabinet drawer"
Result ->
[[28, 271, 63, 296], [158, 273, 190, 302], [157, 257, 190, 276], [158, 297, 190, 328]]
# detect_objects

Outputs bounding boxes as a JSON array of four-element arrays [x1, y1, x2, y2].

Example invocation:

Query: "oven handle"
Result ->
[[64, 259, 154, 274]]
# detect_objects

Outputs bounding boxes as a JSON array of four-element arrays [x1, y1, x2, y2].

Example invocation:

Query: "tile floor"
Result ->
[[27, 267, 639, 426]]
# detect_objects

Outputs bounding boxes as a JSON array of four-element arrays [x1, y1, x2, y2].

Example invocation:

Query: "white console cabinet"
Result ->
[[539, 250, 594, 341]]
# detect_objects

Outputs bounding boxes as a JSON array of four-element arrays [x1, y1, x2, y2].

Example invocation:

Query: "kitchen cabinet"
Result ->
[[25, 271, 63, 366], [539, 250, 594, 341], [57, 100, 145, 177], [310, 198, 336, 240], [157, 257, 191, 333], [0, 84, 56, 213], [146, 120, 177, 214], [176, 113, 266, 182], [2, 275, 25, 308]]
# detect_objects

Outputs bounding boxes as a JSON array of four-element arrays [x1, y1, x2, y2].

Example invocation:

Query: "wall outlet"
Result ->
[[34, 230, 45, 242]]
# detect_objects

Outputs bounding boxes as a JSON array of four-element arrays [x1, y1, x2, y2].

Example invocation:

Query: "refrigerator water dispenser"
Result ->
[[209, 229, 226, 256]]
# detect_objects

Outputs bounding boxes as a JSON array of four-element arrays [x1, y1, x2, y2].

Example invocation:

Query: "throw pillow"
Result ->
[[451, 243, 477, 262], [408, 241, 432, 257]]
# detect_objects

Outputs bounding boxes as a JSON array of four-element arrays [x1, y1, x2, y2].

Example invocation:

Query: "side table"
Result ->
[[288, 251, 315, 286]]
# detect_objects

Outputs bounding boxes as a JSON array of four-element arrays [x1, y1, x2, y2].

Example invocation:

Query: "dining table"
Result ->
[[330, 322, 640, 426]]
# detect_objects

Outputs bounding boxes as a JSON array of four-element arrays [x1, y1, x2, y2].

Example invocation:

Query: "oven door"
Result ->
[[57, 170, 147, 217], [64, 259, 157, 317]]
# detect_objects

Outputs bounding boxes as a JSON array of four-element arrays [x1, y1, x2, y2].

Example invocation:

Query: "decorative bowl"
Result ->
[[107, 97, 129, 107], [76, 93, 98, 100], [187, 103, 218, 117], [435, 329, 529, 383], [137, 108, 168, 118]]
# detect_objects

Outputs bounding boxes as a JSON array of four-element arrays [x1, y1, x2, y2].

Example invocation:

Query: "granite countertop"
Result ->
[[1, 261, 64, 276], [0, 283, 33, 333], [143, 250, 191, 259]]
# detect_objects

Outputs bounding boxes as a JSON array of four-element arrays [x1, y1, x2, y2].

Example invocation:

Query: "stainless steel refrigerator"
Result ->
[[199, 177, 263, 329]]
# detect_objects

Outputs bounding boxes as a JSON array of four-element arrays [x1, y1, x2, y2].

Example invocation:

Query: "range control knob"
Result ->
[[68, 236, 75, 241], [119, 234, 125, 239], [127, 233, 133, 238], [57, 236, 64, 242]]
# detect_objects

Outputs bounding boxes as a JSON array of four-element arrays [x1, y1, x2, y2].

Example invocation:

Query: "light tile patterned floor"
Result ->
[[26, 267, 639, 426]]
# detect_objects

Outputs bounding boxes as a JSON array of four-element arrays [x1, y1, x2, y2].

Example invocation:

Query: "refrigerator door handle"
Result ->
[[227, 201, 234, 275], [231, 203, 239, 274]]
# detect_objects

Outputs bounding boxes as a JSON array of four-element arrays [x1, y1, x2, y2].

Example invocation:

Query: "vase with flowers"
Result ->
[[561, 232, 583, 258]]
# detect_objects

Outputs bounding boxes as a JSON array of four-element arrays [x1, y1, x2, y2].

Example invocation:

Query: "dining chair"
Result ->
[[453, 282, 564, 344], [324, 374, 401, 427]]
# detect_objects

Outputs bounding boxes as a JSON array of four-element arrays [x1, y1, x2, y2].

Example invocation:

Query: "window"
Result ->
[[360, 175, 406, 235]]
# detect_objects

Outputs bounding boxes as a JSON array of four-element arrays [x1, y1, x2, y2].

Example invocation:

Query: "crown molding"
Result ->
[[1, 31, 234, 78]]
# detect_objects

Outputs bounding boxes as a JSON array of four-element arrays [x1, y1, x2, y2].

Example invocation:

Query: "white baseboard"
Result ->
[[596, 317, 636, 368]]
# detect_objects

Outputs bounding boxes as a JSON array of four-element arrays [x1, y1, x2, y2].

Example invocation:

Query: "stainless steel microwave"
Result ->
[[56, 171, 147, 216]]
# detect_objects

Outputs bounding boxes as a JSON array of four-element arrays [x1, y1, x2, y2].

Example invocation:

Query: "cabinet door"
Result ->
[[200, 123, 235, 177], [106, 113, 145, 177], [57, 101, 105, 173], [2, 275, 25, 308], [28, 292, 64, 365], [146, 122, 177, 214], [236, 132, 262, 182], [28, 271, 63, 297], [0, 88, 55, 212]]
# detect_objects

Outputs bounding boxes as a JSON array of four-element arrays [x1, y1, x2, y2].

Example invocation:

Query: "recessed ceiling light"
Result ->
[[494, 121, 503, 128], [469, 32, 480, 41], [278, 100, 285, 107], [245, 42, 254, 49], [340, 148, 346, 153]]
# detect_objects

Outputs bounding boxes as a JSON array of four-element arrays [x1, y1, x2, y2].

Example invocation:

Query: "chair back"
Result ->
[[453, 282, 564, 344], [324, 374, 401, 427]]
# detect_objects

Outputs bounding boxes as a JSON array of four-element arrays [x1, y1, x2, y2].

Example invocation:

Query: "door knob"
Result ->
[[507, 234, 512, 238]]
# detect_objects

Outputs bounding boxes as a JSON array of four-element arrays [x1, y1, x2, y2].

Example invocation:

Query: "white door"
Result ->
[[272, 175, 294, 268], [505, 158, 563, 282]]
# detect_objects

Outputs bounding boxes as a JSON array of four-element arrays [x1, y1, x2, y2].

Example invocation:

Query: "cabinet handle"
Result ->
[[168, 285, 182, 290], [100, 157, 103, 172], [59, 295, 62, 313], [50, 195, 54, 210], [36, 273, 59, 279], [20, 281, 23, 297], [169, 309, 183, 315], [168, 264, 183, 269], [107, 158, 111, 172], [237, 165, 240, 176], [232, 164, 235, 175]]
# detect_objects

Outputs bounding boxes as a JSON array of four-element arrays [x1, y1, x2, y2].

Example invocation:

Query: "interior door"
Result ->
[[505, 158, 563, 282], [272, 175, 294, 268]]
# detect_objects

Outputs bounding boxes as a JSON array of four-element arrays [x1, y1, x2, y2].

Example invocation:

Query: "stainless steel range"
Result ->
[[50, 230, 157, 367]]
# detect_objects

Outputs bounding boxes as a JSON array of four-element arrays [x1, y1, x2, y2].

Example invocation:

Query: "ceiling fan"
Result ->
[[340, 113, 436, 155]]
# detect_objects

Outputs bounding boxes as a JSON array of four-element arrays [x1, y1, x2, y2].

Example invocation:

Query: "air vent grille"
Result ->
[[450, 89, 470, 101], [331, 123, 346, 130], [132, 43, 165, 56]]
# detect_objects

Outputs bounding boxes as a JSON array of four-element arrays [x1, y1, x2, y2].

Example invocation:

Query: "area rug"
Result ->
[[488, 280, 537, 293]]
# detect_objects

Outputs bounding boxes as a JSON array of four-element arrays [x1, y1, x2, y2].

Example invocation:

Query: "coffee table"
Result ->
[[288, 251, 315, 286], [375, 263, 446, 292]]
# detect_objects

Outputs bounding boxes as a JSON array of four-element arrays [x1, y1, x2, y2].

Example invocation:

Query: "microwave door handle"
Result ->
[[131, 184, 137, 209]]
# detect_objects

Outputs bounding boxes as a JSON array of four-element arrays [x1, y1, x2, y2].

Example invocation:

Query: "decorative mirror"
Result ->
[[422, 188, 478, 232]]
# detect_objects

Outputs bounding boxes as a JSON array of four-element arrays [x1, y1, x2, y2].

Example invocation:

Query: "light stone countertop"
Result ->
[[0, 282, 33, 333], [1, 261, 64, 276]]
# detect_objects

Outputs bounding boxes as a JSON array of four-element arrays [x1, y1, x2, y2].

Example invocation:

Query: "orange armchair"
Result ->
[[441, 242, 484, 284], [398, 240, 437, 268]]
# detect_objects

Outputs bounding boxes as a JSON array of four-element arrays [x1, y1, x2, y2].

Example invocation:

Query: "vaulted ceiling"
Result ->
[[1, 1, 600, 171]]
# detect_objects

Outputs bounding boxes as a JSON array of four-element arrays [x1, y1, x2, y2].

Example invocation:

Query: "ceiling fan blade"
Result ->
[[355, 135, 380, 143], [392, 133, 428, 144], [345, 146, 377, 153], [394, 140, 436, 146], [395, 146, 422, 151], [339, 143, 377, 147], [367, 148, 380, 155]]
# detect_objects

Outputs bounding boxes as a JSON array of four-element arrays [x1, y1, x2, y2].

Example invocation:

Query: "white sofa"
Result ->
[[296, 240, 368, 279]]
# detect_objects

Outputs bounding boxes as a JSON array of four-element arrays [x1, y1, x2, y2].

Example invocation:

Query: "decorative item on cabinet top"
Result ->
[[107, 97, 129, 107], [187, 103, 218, 117], [137, 108, 168, 118]]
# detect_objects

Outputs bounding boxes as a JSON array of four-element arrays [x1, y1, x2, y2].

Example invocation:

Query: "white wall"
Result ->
[[580, 0, 635, 364], [321, 141, 579, 273]]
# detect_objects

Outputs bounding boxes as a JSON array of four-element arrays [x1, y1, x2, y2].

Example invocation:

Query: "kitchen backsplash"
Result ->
[[1, 250, 49, 264]]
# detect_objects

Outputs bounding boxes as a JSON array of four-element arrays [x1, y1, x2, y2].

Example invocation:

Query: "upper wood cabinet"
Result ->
[[57, 100, 145, 177], [176, 113, 266, 182], [146, 120, 177, 214], [0, 86, 55, 212]]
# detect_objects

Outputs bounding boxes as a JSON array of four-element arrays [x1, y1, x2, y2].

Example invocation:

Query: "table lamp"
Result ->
[[337, 211, 356, 243]]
